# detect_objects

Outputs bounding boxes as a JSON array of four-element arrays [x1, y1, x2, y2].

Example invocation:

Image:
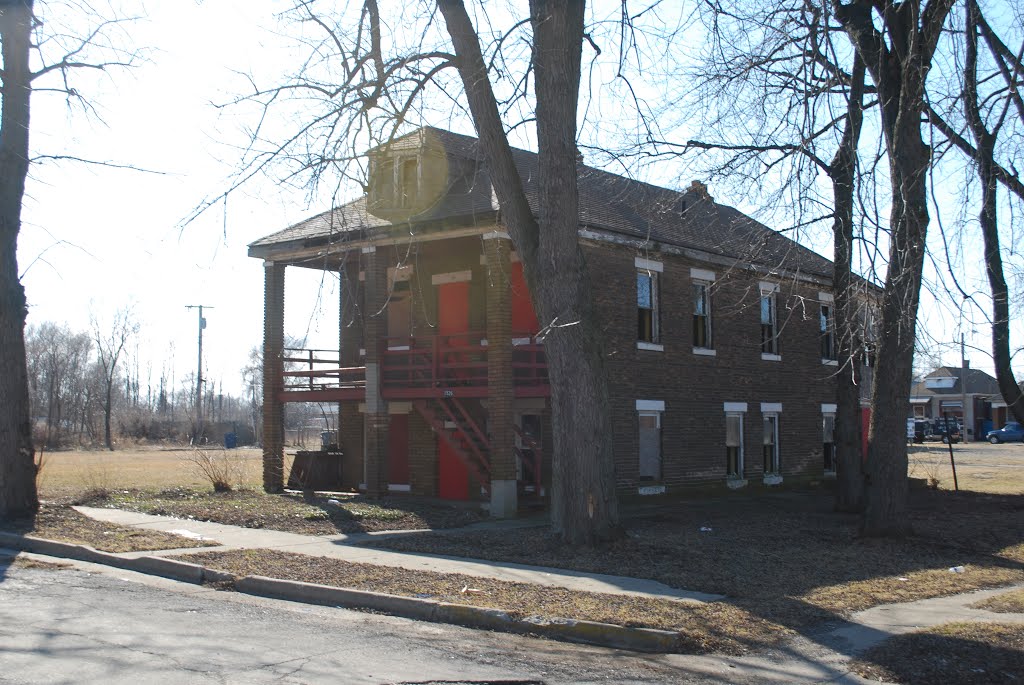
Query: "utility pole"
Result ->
[[186, 305, 214, 444], [961, 334, 969, 442]]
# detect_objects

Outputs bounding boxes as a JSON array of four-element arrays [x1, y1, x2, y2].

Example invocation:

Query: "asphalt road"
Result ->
[[2, 555, 855, 685]]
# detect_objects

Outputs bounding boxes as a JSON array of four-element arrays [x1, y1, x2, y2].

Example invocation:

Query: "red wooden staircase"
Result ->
[[413, 398, 491, 494]]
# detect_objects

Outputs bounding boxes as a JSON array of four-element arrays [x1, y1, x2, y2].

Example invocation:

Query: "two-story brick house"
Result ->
[[249, 127, 849, 517]]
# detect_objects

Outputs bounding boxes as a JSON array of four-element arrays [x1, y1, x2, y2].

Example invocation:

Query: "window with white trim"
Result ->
[[821, 304, 837, 361], [823, 413, 836, 473], [693, 281, 713, 349], [637, 269, 660, 344], [760, 287, 779, 355], [762, 413, 780, 475], [726, 413, 744, 478]]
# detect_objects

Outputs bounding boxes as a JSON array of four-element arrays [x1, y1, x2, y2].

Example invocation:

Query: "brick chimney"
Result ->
[[689, 179, 712, 201]]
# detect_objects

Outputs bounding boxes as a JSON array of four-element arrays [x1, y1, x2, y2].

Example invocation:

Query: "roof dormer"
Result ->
[[366, 130, 455, 220]]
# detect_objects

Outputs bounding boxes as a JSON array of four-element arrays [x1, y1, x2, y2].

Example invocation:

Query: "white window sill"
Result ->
[[638, 484, 666, 496], [824, 470, 837, 479], [637, 342, 664, 352], [726, 477, 748, 490], [761, 353, 782, 362], [387, 484, 411, 492], [693, 347, 716, 357], [512, 337, 533, 346], [387, 345, 410, 351], [821, 359, 838, 366], [763, 474, 783, 486]]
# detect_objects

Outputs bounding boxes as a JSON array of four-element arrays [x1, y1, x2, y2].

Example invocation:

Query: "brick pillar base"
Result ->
[[484, 232, 516, 517], [262, 261, 286, 492]]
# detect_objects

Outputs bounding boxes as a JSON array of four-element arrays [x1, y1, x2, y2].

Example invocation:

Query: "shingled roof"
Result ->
[[911, 366, 1003, 397], [250, 127, 835, 279]]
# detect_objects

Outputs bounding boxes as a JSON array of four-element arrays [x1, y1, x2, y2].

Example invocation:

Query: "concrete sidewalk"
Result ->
[[74, 506, 722, 602]]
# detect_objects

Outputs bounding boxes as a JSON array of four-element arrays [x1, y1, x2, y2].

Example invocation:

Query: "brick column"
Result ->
[[338, 257, 362, 487], [484, 231, 517, 517], [362, 247, 389, 497], [262, 261, 286, 492]]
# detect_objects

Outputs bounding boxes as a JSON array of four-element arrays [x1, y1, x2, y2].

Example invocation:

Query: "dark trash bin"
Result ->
[[224, 432, 237, 449]]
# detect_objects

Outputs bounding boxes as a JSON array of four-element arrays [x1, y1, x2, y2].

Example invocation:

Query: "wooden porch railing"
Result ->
[[280, 348, 366, 391], [280, 332, 547, 398]]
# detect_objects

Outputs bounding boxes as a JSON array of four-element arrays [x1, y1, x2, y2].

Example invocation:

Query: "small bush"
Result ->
[[185, 449, 241, 493]]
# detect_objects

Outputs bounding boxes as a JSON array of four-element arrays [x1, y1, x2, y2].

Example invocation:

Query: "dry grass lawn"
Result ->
[[36, 446, 274, 501], [908, 442, 1024, 494], [175, 548, 782, 654], [0, 505, 218, 553], [851, 622, 1024, 684], [972, 589, 1024, 614], [365, 488, 1024, 633]]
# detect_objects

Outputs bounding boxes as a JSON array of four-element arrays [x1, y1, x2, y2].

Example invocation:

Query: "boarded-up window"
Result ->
[[387, 294, 411, 342], [726, 413, 744, 477], [638, 411, 661, 480]]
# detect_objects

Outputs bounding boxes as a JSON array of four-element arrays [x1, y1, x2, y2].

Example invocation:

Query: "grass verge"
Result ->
[[851, 622, 1024, 684], [363, 489, 1024, 632], [972, 589, 1024, 614], [79, 488, 484, 535], [174, 548, 783, 654], [0, 505, 219, 553]]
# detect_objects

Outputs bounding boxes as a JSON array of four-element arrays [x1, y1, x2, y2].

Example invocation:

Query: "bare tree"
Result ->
[[960, 0, 1024, 425], [1, 0, 40, 517], [662, 1, 874, 511], [1, 0, 138, 517], [832, 0, 956, 537], [92, 308, 138, 450]]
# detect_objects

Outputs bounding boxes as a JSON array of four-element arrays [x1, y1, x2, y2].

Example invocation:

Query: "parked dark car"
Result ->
[[931, 418, 961, 444], [986, 422, 1024, 444]]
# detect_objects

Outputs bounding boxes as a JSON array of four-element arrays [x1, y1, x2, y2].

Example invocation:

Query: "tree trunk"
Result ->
[[529, 0, 620, 543], [834, 0, 954, 537], [438, 0, 621, 544], [861, 138, 930, 537], [0, 0, 39, 519], [104, 385, 113, 450], [963, 0, 1024, 426], [831, 55, 866, 513]]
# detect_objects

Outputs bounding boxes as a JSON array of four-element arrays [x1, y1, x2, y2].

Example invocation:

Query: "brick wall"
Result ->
[[583, 240, 836, 495]]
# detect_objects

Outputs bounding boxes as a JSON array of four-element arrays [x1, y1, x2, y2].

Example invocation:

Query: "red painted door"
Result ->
[[510, 262, 539, 335], [437, 281, 470, 500], [388, 413, 410, 486]]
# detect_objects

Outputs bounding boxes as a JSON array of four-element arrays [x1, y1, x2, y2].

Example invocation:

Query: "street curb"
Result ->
[[0, 532, 224, 584], [234, 575, 680, 652], [0, 532, 680, 653]]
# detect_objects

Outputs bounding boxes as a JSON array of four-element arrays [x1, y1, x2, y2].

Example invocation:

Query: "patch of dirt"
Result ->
[[82, 488, 484, 535], [174, 548, 784, 655], [972, 588, 1024, 614], [362, 489, 1024, 632], [851, 622, 1024, 684], [0, 505, 219, 553], [3, 555, 73, 571]]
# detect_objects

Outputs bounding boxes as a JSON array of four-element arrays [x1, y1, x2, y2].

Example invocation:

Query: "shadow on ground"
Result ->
[[360, 487, 1024, 655]]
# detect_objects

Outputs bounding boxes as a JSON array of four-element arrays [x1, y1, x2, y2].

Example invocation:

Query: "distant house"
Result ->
[[249, 127, 875, 516], [909, 365, 1003, 440]]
